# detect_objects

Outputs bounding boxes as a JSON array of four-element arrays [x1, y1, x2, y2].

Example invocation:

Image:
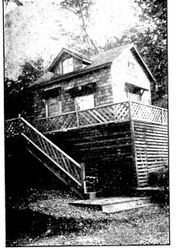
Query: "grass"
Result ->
[[6, 187, 170, 246]]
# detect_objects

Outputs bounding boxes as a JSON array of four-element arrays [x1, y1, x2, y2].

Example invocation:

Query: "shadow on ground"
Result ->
[[6, 206, 109, 246]]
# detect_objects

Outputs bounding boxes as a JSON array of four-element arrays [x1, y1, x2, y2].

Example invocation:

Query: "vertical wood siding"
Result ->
[[133, 121, 168, 187]]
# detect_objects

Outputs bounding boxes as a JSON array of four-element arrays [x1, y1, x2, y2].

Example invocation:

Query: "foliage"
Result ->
[[148, 164, 169, 206], [134, 0, 167, 103], [60, 0, 99, 54], [148, 165, 169, 188], [102, 0, 167, 107], [4, 0, 23, 6], [4, 59, 44, 118]]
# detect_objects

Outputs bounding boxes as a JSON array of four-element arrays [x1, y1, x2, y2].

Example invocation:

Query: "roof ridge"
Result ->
[[63, 47, 91, 61], [91, 44, 132, 59]]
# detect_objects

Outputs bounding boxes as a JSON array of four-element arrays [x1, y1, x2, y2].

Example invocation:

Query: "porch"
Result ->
[[5, 101, 168, 137]]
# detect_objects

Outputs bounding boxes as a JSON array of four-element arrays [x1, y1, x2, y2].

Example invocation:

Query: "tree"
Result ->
[[4, 0, 23, 6], [60, 0, 100, 54], [102, 0, 167, 107], [5, 59, 44, 118], [133, 0, 167, 106]]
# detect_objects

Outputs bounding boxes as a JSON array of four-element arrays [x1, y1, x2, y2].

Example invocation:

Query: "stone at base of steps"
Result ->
[[70, 197, 156, 213]]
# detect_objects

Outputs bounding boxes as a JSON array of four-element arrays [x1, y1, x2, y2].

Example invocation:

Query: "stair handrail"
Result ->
[[19, 116, 81, 169]]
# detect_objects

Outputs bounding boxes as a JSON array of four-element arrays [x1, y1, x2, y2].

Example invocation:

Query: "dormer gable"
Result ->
[[48, 48, 92, 76]]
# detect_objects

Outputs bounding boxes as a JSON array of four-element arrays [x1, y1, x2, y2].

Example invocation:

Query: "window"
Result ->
[[45, 88, 61, 117], [75, 94, 94, 111], [46, 97, 61, 117], [127, 92, 141, 102], [63, 58, 73, 74], [125, 83, 144, 102], [55, 62, 63, 75]]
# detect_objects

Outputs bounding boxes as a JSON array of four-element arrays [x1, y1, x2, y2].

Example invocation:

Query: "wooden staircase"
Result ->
[[5, 116, 85, 198]]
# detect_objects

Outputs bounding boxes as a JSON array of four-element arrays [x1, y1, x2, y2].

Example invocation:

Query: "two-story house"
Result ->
[[32, 44, 154, 119], [6, 44, 168, 197]]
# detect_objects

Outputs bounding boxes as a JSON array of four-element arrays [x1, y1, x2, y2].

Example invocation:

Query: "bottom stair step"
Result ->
[[70, 197, 155, 213]]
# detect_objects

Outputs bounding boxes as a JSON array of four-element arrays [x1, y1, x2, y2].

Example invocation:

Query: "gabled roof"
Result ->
[[48, 48, 92, 72], [86, 44, 129, 69], [130, 46, 156, 84], [32, 44, 156, 88]]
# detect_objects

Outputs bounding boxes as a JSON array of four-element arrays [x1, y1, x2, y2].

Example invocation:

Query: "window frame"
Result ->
[[44, 88, 62, 117], [62, 57, 74, 74], [75, 93, 95, 111], [125, 83, 145, 102]]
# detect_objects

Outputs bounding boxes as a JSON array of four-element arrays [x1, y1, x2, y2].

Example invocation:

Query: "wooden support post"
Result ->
[[128, 101, 132, 121], [81, 163, 87, 194], [18, 113, 22, 134], [161, 108, 164, 124], [129, 101, 140, 187], [76, 110, 80, 128]]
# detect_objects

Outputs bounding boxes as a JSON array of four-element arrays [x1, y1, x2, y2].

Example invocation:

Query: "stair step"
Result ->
[[70, 196, 154, 213], [103, 203, 154, 214]]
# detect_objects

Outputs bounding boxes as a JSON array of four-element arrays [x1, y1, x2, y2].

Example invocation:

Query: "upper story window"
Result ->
[[44, 88, 62, 117], [63, 58, 73, 74], [125, 82, 145, 102], [75, 94, 95, 111], [46, 96, 61, 117]]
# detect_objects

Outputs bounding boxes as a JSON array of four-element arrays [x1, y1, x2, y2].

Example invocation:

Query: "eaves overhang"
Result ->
[[48, 48, 92, 72], [30, 62, 111, 90]]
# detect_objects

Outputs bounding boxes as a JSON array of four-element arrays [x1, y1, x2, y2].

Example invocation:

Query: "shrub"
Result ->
[[148, 165, 169, 187], [148, 165, 169, 206]]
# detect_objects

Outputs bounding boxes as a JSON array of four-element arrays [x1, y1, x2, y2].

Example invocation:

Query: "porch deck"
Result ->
[[6, 101, 168, 137]]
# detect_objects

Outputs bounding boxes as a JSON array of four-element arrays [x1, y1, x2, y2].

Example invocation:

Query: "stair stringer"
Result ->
[[5, 116, 85, 198], [26, 144, 84, 198]]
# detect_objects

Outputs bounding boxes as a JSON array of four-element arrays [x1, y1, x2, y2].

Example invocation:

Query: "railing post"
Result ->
[[76, 110, 80, 128], [128, 101, 132, 121], [81, 163, 87, 194], [161, 108, 164, 124], [18, 113, 22, 134]]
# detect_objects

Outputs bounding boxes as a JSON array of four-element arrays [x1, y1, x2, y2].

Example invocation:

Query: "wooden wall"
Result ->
[[133, 121, 168, 187], [48, 122, 137, 196], [111, 49, 152, 105], [53, 55, 85, 75], [47, 120, 168, 192], [33, 66, 113, 118]]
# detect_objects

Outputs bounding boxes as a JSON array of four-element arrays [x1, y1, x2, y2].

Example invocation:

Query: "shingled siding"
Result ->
[[33, 89, 46, 118], [33, 66, 113, 117], [60, 66, 113, 113], [133, 121, 168, 187], [47, 122, 137, 195]]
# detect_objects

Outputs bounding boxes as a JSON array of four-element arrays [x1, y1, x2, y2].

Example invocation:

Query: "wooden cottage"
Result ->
[[5, 44, 168, 197]]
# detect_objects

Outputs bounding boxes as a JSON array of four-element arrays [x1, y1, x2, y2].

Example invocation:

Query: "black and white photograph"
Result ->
[[4, 0, 169, 247]]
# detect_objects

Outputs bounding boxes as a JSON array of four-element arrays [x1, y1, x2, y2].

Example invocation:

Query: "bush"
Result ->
[[148, 165, 169, 206], [148, 165, 169, 187]]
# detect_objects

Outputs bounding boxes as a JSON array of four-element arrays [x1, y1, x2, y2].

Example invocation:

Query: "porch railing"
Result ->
[[29, 101, 130, 133], [5, 101, 168, 136], [131, 102, 168, 125]]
